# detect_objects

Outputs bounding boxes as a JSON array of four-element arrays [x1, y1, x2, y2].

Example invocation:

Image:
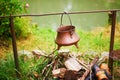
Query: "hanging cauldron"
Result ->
[[55, 12, 80, 50]]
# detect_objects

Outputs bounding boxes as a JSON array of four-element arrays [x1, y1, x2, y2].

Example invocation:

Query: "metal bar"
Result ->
[[108, 11, 116, 77], [9, 15, 20, 78], [0, 9, 120, 18]]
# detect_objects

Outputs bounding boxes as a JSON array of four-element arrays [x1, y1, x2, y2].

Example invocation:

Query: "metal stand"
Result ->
[[9, 15, 20, 79], [108, 11, 116, 79]]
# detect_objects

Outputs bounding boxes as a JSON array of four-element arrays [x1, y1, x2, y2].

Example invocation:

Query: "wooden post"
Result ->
[[9, 15, 20, 78], [108, 11, 116, 77]]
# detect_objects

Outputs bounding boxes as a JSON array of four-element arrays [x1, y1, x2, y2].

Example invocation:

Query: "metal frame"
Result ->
[[9, 15, 20, 78], [109, 11, 116, 76], [0, 9, 120, 79]]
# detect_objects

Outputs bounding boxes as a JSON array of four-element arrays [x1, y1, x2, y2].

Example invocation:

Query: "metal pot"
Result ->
[[55, 12, 80, 50]]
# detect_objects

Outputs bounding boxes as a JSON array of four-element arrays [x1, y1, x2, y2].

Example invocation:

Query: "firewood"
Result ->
[[78, 56, 99, 80], [64, 58, 82, 71], [64, 70, 78, 80], [69, 52, 89, 70], [52, 68, 67, 78], [76, 58, 89, 70], [93, 65, 108, 80], [100, 63, 111, 75], [32, 50, 52, 58]]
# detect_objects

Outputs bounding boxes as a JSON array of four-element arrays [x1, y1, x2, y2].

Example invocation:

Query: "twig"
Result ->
[[43, 65, 52, 80], [76, 59, 89, 70], [32, 50, 53, 58], [42, 60, 55, 75], [38, 47, 47, 55], [70, 55, 89, 70], [78, 56, 99, 80]]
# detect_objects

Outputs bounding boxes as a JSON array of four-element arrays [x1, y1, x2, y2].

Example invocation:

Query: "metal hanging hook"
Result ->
[[60, 12, 72, 27]]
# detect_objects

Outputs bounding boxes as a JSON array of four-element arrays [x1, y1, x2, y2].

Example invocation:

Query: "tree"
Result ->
[[0, 0, 30, 42]]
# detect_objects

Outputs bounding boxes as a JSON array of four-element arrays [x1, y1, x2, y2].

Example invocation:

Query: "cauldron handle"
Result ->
[[60, 12, 72, 27]]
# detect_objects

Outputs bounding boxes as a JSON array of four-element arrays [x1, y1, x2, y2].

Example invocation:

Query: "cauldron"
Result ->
[[55, 12, 80, 50]]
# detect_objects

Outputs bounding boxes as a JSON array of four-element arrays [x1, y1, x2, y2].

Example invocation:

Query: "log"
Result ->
[[32, 50, 52, 58], [76, 59, 89, 70], [52, 68, 67, 78], [64, 58, 82, 71], [64, 70, 78, 80], [78, 56, 99, 80]]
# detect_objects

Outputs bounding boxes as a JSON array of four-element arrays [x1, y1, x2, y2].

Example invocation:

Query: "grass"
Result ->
[[16, 26, 119, 54], [0, 23, 120, 79], [0, 54, 16, 80]]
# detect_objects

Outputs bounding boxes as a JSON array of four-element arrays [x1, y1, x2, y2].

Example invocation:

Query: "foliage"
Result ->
[[0, 18, 10, 40], [0, 55, 17, 80], [0, 0, 30, 41], [0, 0, 23, 15], [0, 17, 32, 41], [0, 53, 55, 80], [14, 17, 32, 39]]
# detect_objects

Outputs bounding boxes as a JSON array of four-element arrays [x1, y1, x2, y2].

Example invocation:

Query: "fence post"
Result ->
[[9, 15, 20, 78], [108, 11, 116, 78]]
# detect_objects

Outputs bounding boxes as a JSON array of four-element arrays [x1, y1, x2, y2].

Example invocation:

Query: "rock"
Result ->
[[18, 50, 33, 58], [32, 50, 45, 55], [58, 49, 70, 54], [101, 52, 109, 58], [32, 50, 45, 58], [58, 49, 70, 58]]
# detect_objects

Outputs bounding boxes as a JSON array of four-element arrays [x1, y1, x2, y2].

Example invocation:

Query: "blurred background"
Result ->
[[27, 0, 120, 30]]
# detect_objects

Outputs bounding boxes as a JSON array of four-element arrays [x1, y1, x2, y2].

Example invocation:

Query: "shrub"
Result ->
[[14, 17, 32, 39], [0, 0, 31, 41], [0, 0, 23, 15]]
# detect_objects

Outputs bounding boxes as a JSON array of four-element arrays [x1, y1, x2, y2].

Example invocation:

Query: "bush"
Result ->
[[0, 0, 23, 15], [0, 0, 31, 41], [14, 17, 32, 39]]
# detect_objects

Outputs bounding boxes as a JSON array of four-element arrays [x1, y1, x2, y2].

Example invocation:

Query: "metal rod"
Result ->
[[0, 9, 120, 18], [9, 15, 20, 78], [108, 11, 116, 77]]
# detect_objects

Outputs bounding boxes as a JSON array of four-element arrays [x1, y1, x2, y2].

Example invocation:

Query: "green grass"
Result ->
[[16, 27, 115, 53], [0, 54, 16, 80]]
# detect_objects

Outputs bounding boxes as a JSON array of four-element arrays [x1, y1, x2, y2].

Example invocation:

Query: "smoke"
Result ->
[[64, 1, 72, 12]]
